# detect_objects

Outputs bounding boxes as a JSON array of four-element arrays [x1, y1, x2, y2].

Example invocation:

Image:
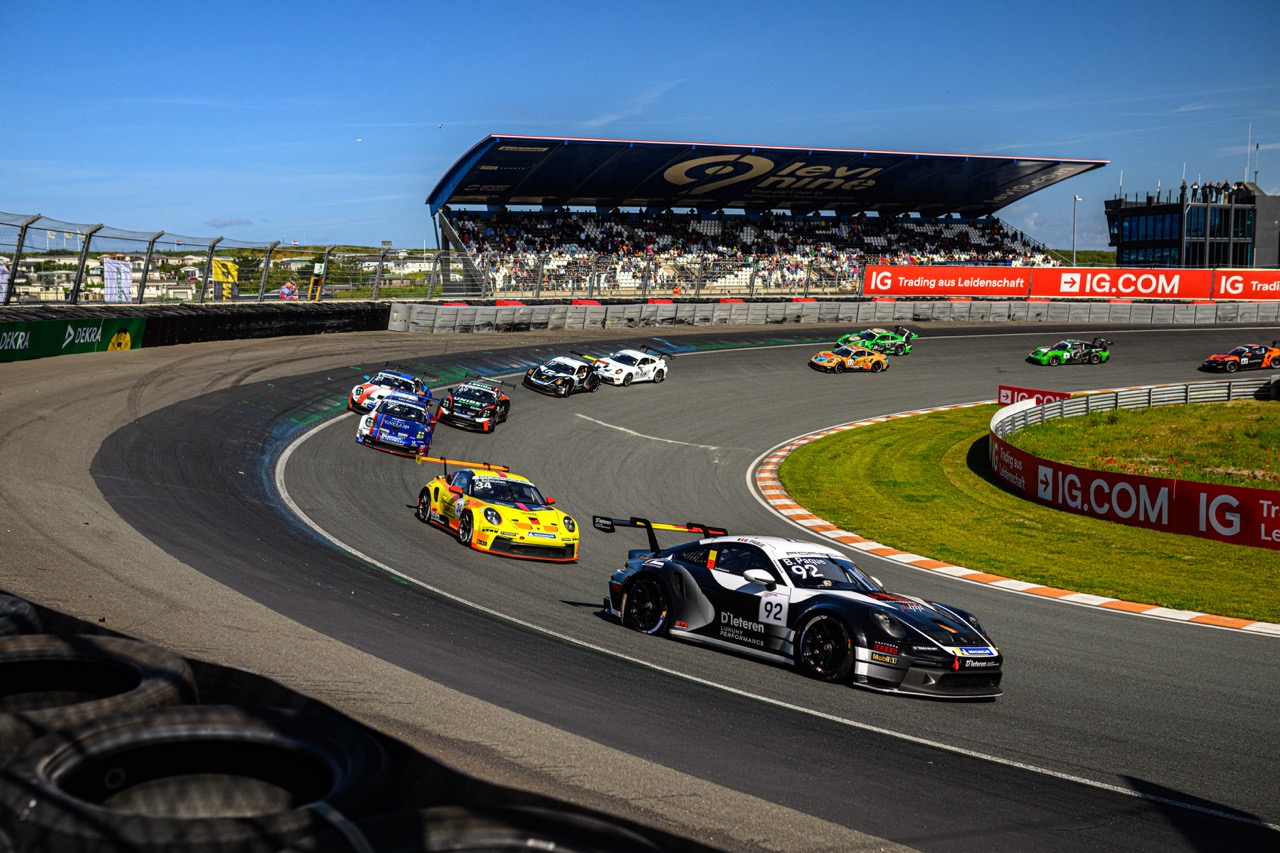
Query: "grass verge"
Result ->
[[778, 405, 1280, 623]]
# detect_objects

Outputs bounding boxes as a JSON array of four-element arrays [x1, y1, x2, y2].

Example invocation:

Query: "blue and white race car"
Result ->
[[348, 363, 436, 413], [355, 391, 435, 457]]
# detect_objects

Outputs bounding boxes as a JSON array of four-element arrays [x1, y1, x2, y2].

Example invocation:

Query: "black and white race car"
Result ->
[[590, 347, 671, 386], [436, 376, 513, 433], [522, 354, 601, 397], [597, 516, 1003, 699]]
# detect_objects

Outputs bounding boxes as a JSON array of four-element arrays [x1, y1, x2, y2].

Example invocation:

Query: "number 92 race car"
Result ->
[[596, 516, 1002, 699], [415, 458, 579, 562]]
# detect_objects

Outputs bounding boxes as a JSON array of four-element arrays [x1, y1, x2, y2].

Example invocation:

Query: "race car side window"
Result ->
[[716, 545, 779, 581], [671, 546, 710, 569], [450, 470, 473, 492]]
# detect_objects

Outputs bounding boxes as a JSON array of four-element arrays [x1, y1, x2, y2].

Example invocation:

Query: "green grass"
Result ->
[[778, 405, 1280, 623]]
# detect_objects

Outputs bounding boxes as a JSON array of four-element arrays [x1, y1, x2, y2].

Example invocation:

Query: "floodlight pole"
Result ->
[[1072, 195, 1082, 266]]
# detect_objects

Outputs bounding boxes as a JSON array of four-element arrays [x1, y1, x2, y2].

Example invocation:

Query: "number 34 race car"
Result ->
[[415, 458, 579, 562], [597, 516, 1002, 699]]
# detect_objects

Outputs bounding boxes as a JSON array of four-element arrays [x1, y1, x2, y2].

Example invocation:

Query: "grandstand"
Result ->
[[427, 135, 1105, 298]]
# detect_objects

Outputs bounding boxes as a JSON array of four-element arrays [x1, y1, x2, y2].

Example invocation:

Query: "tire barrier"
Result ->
[[0, 634, 198, 765], [280, 804, 666, 853], [0, 705, 392, 853], [0, 596, 40, 638]]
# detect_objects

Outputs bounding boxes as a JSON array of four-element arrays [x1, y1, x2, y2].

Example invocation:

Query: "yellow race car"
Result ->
[[809, 345, 889, 374], [414, 457, 579, 562]]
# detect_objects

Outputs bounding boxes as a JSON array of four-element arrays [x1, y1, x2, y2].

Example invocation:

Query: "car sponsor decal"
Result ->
[[707, 549, 718, 570], [955, 646, 997, 656], [527, 532, 556, 539], [872, 641, 898, 654], [757, 591, 788, 626], [870, 652, 898, 665], [719, 612, 766, 648]]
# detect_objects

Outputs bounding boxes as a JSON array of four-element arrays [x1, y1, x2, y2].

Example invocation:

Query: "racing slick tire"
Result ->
[[0, 593, 41, 636], [1089, 352, 1101, 364], [870, 361, 884, 373], [415, 489, 431, 522], [653, 368, 665, 383], [586, 374, 600, 393], [1048, 355, 1061, 366], [1226, 360, 1239, 373], [620, 576, 670, 637], [0, 704, 391, 853], [500, 402, 511, 421], [621, 374, 632, 387], [457, 511, 476, 548], [894, 344, 905, 356], [833, 362, 846, 374], [795, 613, 855, 683]]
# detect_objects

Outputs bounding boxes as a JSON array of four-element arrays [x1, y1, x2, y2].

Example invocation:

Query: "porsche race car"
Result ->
[[1028, 337, 1112, 366], [436, 376, 513, 432], [523, 354, 601, 397], [415, 458, 579, 562], [809, 346, 888, 373], [1200, 342, 1280, 372], [348, 363, 437, 413], [597, 516, 1002, 699], [837, 326, 918, 356], [355, 391, 435, 457], [591, 347, 671, 386]]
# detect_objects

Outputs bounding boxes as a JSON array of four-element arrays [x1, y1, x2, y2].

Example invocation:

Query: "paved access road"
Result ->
[[2, 323, 1276, 852]]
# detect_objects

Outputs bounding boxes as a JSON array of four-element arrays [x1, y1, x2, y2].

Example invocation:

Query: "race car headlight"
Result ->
[[563, 516, 576, 533], [484, 508, 502, 525], [440, 399, 451, 411], [361, 416, 373, 430], [872, 611, 907, 639], [415, 430, 426, 440]]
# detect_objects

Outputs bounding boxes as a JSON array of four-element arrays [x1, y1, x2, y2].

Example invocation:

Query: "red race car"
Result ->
[[1200, 342, 1280, 372]]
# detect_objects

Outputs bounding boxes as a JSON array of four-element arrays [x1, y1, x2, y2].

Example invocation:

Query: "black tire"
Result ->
[[833, 362, 846, 374], [894, 343, 905, 356], [0, 704, 391, 853], [620, 577, 670, 637], [280, 805, 665, 853], [0, 594, 41, 636], [586, 374, 600, 393], [1226, 360, 1239, 373], [557, 382, 570, 397], [653, 368, 665, 383], [1048, 355, 1061, 366], [795, 613, 854, 683], [415, 488, 431, 522], [500, 402, 510, 421], [1089, 352, 1101, 364], [458, 511, 475, 547], [621, 373, 632, 387], [0, 634, 198, 765], [871, 361, 884, 373]]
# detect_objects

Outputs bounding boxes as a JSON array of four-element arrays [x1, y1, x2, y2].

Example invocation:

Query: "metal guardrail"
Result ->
[[992, 378, 1275, 439]]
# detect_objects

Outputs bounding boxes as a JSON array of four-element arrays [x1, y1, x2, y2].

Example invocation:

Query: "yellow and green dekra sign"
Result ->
[[0, 317, 146, 362]]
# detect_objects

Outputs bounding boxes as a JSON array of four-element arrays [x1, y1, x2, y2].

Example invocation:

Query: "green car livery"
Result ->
[[1028, 337, 1112, 366]]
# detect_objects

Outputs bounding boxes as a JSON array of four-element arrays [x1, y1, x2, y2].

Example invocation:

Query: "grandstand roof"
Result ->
[[426, 134, 1106, 219]]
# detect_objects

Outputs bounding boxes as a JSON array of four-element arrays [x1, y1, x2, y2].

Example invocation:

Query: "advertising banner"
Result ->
[[997, 385, 1074, 406], [989, 431, 1280, 551], [0, 317, 146, 363], [1028, 267, 1214, 300], [863, 266, 1031, 298], [1213, 269, 1280, 301], [102, 258, 133, 303]]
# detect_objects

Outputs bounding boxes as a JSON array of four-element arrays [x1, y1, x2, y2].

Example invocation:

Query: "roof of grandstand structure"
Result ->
[[426, 134, 1107, 219]]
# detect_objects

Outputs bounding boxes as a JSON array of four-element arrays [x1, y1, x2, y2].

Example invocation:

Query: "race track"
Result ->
[[3, 323, 1278, 852]]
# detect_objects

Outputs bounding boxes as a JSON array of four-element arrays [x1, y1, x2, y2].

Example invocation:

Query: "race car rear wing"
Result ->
[[1091, 337, 1114, 348], [415, 454, 510, 476], [457, 372, 516, 390], [383, 361, 442, 383], [639, 345, 676, 359], [592, 515, 728, 554], [569, 350, 601, 363]]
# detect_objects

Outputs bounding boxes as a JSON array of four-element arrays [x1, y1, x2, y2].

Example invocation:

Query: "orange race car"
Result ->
[[809, 345, 889, 374], [1200, 342, 1280, 373]]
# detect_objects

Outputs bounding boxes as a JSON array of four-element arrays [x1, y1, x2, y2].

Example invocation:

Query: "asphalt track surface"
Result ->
[[2, 322, 1278, 852]]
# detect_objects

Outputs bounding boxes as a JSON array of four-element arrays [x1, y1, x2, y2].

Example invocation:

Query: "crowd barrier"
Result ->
[[988, 378, 1280, 551]]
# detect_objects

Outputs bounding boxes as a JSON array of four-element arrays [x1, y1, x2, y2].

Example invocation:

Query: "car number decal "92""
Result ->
[[759, 591, 788, 625]]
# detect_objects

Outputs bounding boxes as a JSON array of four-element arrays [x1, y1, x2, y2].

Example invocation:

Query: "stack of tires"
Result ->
[[0, 592, 690, 853]]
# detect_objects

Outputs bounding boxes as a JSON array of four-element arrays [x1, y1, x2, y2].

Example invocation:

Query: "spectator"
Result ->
[[280, 278, 299, 300]]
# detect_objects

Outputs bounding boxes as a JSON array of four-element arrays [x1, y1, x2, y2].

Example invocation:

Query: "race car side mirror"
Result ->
[[448, 485, 462, 496], [743, 569, 776, 591], [546, 496, 556, 505]]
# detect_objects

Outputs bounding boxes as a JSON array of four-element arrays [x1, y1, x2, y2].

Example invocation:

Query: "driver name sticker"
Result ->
[[758, 591, 788, 626]]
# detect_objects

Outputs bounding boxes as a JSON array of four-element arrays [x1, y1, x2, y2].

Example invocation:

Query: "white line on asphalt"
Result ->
[[574, 413, 720, 450]]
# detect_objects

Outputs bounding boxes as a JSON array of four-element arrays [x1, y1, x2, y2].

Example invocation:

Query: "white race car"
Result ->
[[591, 347, 670, 386], [348, 363, 435, 413]]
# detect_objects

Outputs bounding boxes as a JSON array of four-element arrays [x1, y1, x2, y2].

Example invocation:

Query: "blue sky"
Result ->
[[4, 0, 1277, 252]]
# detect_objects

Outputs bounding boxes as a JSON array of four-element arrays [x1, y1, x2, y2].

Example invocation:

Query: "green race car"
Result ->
[[835, 326, 918, 355], [1027, 337, 1112, 366]]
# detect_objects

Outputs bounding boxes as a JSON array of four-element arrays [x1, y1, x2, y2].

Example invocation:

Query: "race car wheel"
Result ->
[[500, 402, 510, 421], [654, 369, 665, 383], [621, 374, 632, 387], [586, 374, 600, 392], [1089, 352, 1101, 364], [415, 489, 431, 522], [894, 344, 905, 356], [833, 362, 846, 374], [1048, 355, 1061, 366], [871, 361, 884, 373], [621, 577, 669, 637], [458, 511, 475, 547], [557, 383, 570, 397], [795, 613, 854, 683], [1226, 360, 1239, 373]]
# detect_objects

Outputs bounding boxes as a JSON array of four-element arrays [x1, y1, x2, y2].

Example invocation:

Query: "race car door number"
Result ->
[[758, 591, 789, 626]]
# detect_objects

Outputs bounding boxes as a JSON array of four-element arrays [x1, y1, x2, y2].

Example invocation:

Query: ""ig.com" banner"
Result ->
[[989, 431, 1280, 551], [1028, 267, 1214, 300]]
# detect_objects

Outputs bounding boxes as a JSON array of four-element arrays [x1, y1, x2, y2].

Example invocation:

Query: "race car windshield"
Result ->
[[378, 402, 426, 422], [608, 353, 640, 365], [374, 373, 415, 392], [470, 478, 545, 506], [833, 346, 857, 357], [454, 386, 494, 404], [778, 556, 879, 591], [544, 360, 577, 375], [1228, 346, 1250, 356], [856, 331, 881, 341], [1052, 341, 1073, 350]]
